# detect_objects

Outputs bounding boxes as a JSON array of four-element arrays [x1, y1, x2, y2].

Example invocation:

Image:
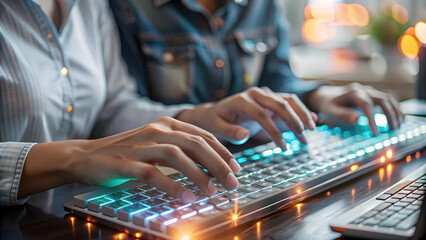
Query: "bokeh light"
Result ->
[[415, 22, 426, 44]]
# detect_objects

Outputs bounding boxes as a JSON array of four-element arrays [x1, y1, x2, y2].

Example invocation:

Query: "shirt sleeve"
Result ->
[[258, 4, 328, 105], [91, 1, 193, 138], [0, 142, 35, 206]]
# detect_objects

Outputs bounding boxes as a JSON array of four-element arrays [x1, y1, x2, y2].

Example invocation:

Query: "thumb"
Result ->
[[213, 117, 250, 144]]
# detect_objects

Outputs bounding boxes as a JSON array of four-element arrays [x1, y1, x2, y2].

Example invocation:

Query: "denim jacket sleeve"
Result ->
[[258, 5, 328, 104]]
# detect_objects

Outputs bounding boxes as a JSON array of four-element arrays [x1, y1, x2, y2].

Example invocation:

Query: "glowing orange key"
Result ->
[[386, 149, 393, 159], [380, 156, 386, 163], [351, 165, 358, 171]]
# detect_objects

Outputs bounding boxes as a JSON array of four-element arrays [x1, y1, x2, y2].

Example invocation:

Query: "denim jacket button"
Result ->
[[215, 59, 224, 68], [215, 17, 224, 28], [163, 52, 174, 63]]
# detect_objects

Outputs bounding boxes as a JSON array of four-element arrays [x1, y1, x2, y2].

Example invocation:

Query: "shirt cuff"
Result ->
[[0, 142, 36, 206]]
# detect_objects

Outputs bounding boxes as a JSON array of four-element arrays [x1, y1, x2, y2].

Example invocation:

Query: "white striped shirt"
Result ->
[[0, 0, 191, 206]]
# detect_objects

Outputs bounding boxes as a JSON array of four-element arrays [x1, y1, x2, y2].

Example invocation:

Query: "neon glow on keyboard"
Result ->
[[65, 116, 426, 240]]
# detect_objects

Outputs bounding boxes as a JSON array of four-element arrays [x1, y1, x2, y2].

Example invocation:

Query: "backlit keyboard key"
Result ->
[[87, 196, 114, 213], [143, 197, 167, 207], [133, 211, 159, 227], [102, 199, 132, 217], [107, 191, 131, 200], [117, 203, 150, 221], [208, 196, 229, 206], [122, 194, 148, 203]]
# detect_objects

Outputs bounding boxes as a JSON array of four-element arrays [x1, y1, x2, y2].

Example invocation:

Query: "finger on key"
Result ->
[[167, 118, 240, 173], [155, 132, 238, 191], [352, 91, 379, 135], [122, 160, 196, 203], [249, 88, 307, 144]]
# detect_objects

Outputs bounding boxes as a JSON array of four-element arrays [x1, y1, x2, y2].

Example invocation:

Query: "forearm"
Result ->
[[17, 140, 85, 198]]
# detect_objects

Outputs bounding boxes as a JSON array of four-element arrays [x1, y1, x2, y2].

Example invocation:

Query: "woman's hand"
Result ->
[[307, 83, 404, 135], [19, 117, 240, 203], [177, 87, 317, 150]]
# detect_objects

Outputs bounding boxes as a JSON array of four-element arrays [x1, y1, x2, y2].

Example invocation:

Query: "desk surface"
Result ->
[[1, 152, 425, 240]]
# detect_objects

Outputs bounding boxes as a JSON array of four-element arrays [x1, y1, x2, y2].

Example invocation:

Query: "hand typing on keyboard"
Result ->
[[307, 83, 405, 135], [19, 117, 240, 203], [177, 86, 318, 150]]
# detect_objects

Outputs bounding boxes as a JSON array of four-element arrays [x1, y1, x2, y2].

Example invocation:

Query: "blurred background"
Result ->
[[277, 0, 426, 101]]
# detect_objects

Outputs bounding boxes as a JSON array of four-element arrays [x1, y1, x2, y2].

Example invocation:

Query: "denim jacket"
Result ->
[[110, 0, 323, 105]]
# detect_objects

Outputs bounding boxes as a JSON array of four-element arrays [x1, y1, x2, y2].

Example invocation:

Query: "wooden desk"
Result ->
[[1, 151, 425, 240]]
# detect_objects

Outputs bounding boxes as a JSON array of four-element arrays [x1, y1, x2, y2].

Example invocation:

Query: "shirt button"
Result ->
[[163, 52, 174, 63], [60, 67, 68, 76], [244, 75, 254, 85], [214, 89, 225, 99], [215, 17, 224, 28], [256, 42, 267, 53], [67, 105, 73, 113], [215, 59, 224, 68]]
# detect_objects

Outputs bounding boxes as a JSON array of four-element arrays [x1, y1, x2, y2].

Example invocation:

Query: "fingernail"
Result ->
[[181, 189, 196, 203], [236, 129, 249, 140], [279, 139, 287, 151], [309, 119, 316, 130], [226, 172, 239, 190], [207, 179, 217, 195], [352, 114, 360, 124], [228, 158, 241, 173]]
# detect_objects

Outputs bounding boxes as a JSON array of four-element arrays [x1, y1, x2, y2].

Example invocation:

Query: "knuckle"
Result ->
[[247, 86, 260, 95], [202, 131, 217, 143], [164, 145, 182, 158], [277, 100, 290, 111], [189, 135, 206, 146], [140, 165, 156, 181], [254, 108, 267, 120], [288, 93, 298, 100]]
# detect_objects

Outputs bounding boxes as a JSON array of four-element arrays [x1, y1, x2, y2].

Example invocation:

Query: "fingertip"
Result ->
[[236, 128, 250, 140], [225, 172, 239, 190], [181, 189, 197, 203], [228, 158, 241, 173]]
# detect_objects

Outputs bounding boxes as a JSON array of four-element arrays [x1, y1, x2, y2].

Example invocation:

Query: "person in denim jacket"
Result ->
[[110, 0, 404, 148]]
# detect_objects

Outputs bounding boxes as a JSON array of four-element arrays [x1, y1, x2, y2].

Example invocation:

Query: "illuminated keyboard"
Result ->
[[64, 115, 426, 240]]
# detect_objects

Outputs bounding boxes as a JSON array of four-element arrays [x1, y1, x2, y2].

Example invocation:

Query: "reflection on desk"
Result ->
[[1, 151, 425, 240]]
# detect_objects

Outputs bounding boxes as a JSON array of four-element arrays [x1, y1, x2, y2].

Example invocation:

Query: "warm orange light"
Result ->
[[119, 234, 123, 239], [386, 149, 393, 159], [135, 233, 141, 238], [415, 151, 421, 159], [234, 236, 239, 240], [181, 235, 190, 240], [87, 222, 91, 227], [296, 203, 303, 214], [347, 3, 369, 27], [380, 156, 386, 163], [302, 19, 334, 43], [305, 3, 314, 20], [70, 217, 74, 222], [310, 1, 335, 22], [351, 165, 358, 171], [392, 4, 408, 24], [351, 188, 356, 197], [232, 214, 238, 221], [406, 155, 412, 163], [415, 22, 426, 44], [368, 179, 372, 191], [335, 4, 353, 26], [387, 163, 393, 173], [379, 167, 385, 182], [326, 191, 331, 196], [257, 221, 261, 228], [399, 34, 420, 59], [297, 189, 302, 194]]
